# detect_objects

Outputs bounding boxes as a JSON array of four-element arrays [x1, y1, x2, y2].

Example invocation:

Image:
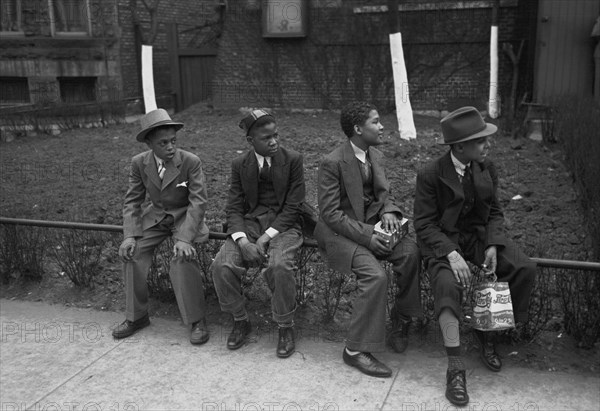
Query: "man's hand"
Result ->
[[369, 234, 392, 257], [237, 238, 265, 267], [380, 212, 401, 233], [255, 233, 271, 258], [483, 246, 498, 273], [119, 237, 137, 261], [173, 240, 197, 261], [447, 250, 472, 287]]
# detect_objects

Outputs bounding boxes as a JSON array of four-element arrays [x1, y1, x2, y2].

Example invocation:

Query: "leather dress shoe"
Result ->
[[276, 327, 295, 358], [446, 369, 469, 407], [190, 319, 209, 345], [112, 314, 150, 339], [342, 349, 392, 378], [474, 330, 502, 372], [389, 316, 411, 353], [227, 319, 251, 350]]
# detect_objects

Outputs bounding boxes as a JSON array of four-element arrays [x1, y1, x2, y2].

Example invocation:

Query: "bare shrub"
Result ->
[[0, 225, 47, 282]]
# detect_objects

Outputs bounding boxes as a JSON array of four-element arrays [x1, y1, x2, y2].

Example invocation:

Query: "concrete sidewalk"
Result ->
[[1, 299, 598, 411]]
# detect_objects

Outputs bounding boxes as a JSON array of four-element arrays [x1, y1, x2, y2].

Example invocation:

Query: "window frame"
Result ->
[[48, 0, 92, 37], [0, 0, 24, 36]]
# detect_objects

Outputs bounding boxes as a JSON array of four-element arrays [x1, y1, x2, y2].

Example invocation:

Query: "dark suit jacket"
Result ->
[[414, 151, 506, 259], [225, 147, 305, 235], [123, 149, 209, 244], [315, 141, 403, 273]]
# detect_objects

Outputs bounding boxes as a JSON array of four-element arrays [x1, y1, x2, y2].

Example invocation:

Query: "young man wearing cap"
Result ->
[[414, 106, 536, 406], [314, 101, 422, 378], [112, 108, 210, 345], [210, 109, 305, 358]]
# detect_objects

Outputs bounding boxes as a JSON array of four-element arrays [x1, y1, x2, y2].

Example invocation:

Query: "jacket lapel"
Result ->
[[340, 141, 365, 222], [438, 152, 464, 231], [242, 151, 259, 210], [161, 150, 182, 190], [271, 149, 288, 206], [144, 151, 162, 190]]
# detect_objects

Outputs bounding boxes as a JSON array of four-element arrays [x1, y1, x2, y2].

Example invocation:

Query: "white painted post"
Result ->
[[389, 32, 416, 140], [489, 25, 499, 118], [142, 45, 157, 112]]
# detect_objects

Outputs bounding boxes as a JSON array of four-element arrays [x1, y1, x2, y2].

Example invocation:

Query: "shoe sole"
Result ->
[[276, 348, 295, 358], [190, 335, 210, 345], [445, 392, 469, 407], [343, 356, 392, 378]]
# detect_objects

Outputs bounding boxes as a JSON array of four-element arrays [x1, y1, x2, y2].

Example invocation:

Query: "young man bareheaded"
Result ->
[[315, 101, 422, 378]]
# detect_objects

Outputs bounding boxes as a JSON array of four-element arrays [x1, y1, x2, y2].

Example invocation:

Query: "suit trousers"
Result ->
[[123, 216, 206, 325], [425, 234, 536, 323], [211, 228, 303, 324], [346, 237, 421, 353]]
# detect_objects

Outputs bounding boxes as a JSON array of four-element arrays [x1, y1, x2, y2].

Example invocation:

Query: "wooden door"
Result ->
[[534, 0, 600, 103], [179, 53, 216, 109]]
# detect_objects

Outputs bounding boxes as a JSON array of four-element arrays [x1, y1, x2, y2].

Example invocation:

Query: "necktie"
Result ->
[[362, 153, 372, 182], [461, 165, 475, 211], [260, 158, 270, 181], [158, 161, 166, 180]]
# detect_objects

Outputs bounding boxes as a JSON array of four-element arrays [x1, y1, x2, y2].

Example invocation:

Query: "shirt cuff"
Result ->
[[265, 227, 279, 239], [231, 232, 247, 242]]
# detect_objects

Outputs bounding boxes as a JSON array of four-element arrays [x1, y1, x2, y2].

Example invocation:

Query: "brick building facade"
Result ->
[[212, 0, 537, 112], [0, 0, 221, 126]]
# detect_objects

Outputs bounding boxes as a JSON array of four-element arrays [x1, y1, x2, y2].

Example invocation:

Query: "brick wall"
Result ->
[[212, 0, 535, 111], [117, 0, 221, 102]]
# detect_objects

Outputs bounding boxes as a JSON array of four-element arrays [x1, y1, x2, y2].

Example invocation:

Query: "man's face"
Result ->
[[356, 110, 384, 146], [460, 137, 491, 163], [146, 127, 177, 161], [247, 122, 279, 157]]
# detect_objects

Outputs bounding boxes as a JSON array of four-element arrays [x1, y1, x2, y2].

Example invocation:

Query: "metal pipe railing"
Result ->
[[1, 217, 599, 271]]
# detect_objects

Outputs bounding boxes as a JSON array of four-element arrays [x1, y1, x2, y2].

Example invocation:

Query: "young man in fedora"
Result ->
[[210, 109, 306, 358], [414, 106, 536, 406], [315, 101, 422, 378], [113, 108, 210, 345]]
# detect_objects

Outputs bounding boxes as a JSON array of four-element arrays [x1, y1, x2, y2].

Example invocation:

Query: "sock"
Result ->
[[345, 347, 361, 356], [446, 346, 465, 370]]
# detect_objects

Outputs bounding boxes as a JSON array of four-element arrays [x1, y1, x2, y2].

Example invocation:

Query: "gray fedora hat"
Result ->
[[439, 106, 497, 145], [135, 109, 183, 142]]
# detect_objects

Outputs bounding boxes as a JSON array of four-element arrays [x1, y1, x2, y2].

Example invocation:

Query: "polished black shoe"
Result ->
[[112, 314, 150, 339], [227, 319, 251, 350], [474, 330, 502, 372], [445, 369, 469, 407], [342, 349, 392, 378], [276, 327, 295, 358], [190, 319, 209, 345], [389, 316, 412, 353]]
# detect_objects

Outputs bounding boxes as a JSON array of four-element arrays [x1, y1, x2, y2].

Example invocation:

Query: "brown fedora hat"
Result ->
[[135, 109, 183, 142], [439, 106, 497, 145]]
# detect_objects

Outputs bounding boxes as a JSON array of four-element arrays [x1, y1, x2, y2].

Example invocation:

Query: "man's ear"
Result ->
[[246, 135, 253, 145], [354, 124, 361, 135], [453, 143, 464, 153]]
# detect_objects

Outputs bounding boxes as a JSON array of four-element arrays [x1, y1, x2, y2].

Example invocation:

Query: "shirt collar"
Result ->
[[350, 141, 368, 164], [450, 151, 470, 177], [254, 151, 271, 168], [153, 154, 164, 169]]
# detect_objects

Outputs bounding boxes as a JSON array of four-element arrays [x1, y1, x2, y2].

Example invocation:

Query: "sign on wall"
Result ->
[[262, 0, 307, 38]]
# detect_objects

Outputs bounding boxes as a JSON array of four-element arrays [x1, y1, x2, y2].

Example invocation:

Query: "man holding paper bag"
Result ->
[[414, 106, 536, 406], [315, 101, 422, 378]]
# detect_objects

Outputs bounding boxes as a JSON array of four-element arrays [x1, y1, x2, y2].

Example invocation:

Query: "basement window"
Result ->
[[49, 0, 92, 36], [0, 77, 30, 105], [58, 77, 96, 103]]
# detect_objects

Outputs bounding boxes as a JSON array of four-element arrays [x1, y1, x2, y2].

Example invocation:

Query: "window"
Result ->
[[0, 0, 22, 33], [49, 0, 91, 36], [0, 77, 30, 105], [58, 77, 96, 103]]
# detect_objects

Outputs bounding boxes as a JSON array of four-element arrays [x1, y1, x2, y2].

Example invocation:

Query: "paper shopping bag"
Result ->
[[471, 271, 515, 331]]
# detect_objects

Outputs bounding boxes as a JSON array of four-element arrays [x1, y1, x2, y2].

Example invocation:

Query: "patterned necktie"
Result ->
[[260, 158, 270, 181], [158, 161, 166, 180], [362, 152, 372, 182], [461, 164, 475, 212]]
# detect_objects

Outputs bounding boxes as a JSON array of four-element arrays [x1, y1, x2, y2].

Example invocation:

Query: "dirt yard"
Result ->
[[0, 104, 597, 375]]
